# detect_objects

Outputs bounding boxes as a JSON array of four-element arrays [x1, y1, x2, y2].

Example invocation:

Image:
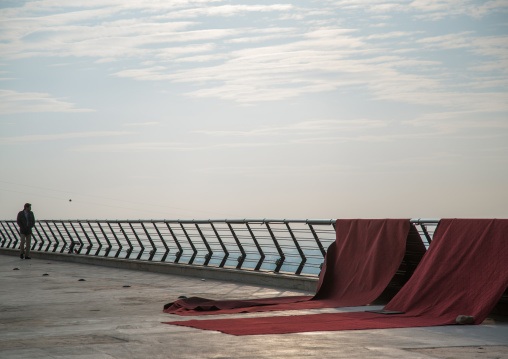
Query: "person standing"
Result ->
[[17, 203, 35, 259]]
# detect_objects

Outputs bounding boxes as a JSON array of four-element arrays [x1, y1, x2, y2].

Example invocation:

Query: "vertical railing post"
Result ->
[[195, 223, 213, 265], [286, 222, 306, 275], [128, 222, 145, 260], [166, 223, 183, 263], [246, 223, 265, 271], [0, 221, 14, 248], [107, 222, 123, 258], [60, 222, 75, 254], [52, 221, 68, 253], [140, 222, 157, 261], [97, 222, 112, 257], [0, 222, 7, 247], [308, 223, 327, 257], [265, 222, 285, 273], [7, 221, 19, 249], [179, 223, 197, 264], [45, 221, 59, 252], [153, 222, 170, 262], [69, 222, 84, 254], [118, 222, 133, 259], [39, 222, 53, 252], [87, 221, 103, 256], [420, 224, 432, 245], [227, 222, 246, 269], [33, 224, 45, 251], [210, 222, 228, 268], [78, 222, 93, 255], [29, 223, 39, 250]]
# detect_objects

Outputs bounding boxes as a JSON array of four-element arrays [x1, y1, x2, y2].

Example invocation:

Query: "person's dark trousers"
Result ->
[[19, 233, 31, 258]]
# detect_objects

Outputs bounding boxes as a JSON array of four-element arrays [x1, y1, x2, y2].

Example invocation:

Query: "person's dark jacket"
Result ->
[[17, 210, 35, 235]]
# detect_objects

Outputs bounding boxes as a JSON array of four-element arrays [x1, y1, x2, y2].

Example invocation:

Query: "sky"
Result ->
[[1, 0, 507, 221]]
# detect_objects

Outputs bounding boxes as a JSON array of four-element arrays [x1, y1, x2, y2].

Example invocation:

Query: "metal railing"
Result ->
[[0, 219, 439, 276]]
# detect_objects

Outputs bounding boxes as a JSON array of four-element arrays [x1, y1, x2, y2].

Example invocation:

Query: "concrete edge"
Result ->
[[0, 248, 318, 292]]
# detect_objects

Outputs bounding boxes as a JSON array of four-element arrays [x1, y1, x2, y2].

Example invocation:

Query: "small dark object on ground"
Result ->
[[365, 309, 405, 315], [456, 315, 475, 324]]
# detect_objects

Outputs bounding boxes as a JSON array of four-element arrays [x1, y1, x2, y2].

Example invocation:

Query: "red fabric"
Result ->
[[163, 219, 411, 315], [165, 219, 508, 335], [383, 218, 508, 323], [164, 312, 442, 335]]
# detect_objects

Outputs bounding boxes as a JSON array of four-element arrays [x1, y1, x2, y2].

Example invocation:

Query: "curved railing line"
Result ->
[[20, 218, 337, 225]]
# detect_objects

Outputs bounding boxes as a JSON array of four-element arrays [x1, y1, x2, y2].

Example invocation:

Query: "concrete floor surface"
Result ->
[[1, 254, 507, 359]]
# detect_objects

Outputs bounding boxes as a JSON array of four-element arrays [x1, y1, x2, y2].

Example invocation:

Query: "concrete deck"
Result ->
[[1, 253, 507, 359]]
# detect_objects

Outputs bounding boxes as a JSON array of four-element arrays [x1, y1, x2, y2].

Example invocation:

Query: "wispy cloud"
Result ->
[[196, 119, 387, 136], [406, 110, 508, 134], [287, 130, 451, 144], [71, 141, 271, 152], [155, 4, 294, 19], [0, 89, 94, 114], [111, 22, 507, 106], [0, 131, 130, 144], [1, 1, 507, 108], [375, 151, 464, 168], [196, 163, 359, 177], [329, 0, 508, 19], [123, 121, 160, 127], [417, 31, 476, 49], [195, 114, 508, 145]]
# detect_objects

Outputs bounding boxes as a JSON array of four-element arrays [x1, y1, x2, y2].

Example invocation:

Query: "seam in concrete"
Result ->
[[0, 248, 318, 292]]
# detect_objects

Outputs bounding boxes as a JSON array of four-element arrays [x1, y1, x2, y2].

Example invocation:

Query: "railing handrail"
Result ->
[[2, 218, 439, 223], [1, 218, 338, 224], [410, 218, 441, 224]]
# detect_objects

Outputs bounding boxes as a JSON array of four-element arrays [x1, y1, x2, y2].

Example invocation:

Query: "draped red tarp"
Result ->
[[163, 219, 415, 315], [165, 219, 508, 335]]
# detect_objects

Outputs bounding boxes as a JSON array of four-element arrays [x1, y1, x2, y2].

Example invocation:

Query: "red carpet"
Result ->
[[165, 219, 508, 335], [164, 219, 415, 315]]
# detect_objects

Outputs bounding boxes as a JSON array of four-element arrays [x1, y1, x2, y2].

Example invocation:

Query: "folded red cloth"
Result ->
[[164, 219, 413, 315], [165, 218, 508, 335]]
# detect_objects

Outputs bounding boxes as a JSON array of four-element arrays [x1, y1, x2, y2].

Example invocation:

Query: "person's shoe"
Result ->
[[20, 254, 24, 259], [25, 256, 31, 260]]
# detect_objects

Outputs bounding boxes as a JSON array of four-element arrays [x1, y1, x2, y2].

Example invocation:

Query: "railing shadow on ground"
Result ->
[[0, 218, 439, 277]]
